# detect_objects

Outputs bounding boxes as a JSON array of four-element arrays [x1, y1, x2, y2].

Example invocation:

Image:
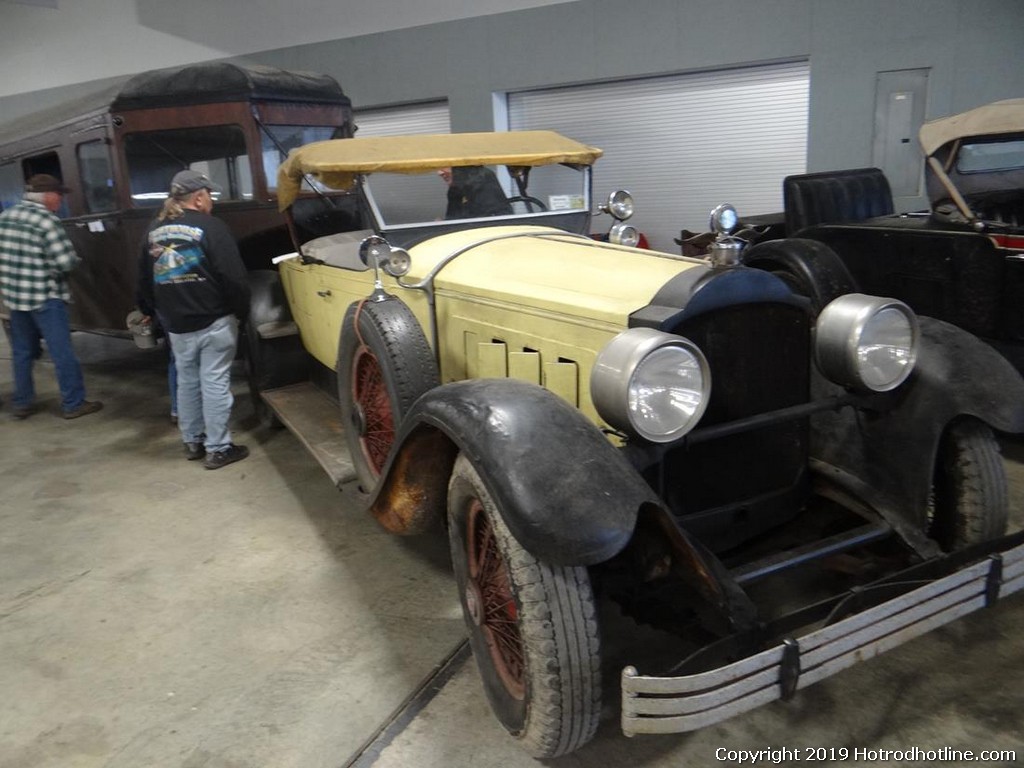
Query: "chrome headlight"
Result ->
[[815, 294, 919, 392], [608, 222, 640, 247], [591, 328, 711, 443]]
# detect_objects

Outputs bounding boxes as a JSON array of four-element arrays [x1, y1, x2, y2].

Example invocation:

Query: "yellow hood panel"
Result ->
[[410, 226, 703, 327]]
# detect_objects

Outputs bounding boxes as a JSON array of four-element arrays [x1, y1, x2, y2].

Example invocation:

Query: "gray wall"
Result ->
[[3, 0, 1023, 181]]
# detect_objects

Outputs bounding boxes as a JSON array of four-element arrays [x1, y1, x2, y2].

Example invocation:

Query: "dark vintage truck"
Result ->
[[0, 61, 360, 335]]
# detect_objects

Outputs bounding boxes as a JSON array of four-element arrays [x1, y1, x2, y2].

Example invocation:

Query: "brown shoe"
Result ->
[[63, 400, 103, 419], [11, 405, 38, 420]]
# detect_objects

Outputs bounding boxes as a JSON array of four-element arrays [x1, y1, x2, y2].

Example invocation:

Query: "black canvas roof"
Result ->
[[111, 62, 349, 110], [0, 62, 348, 150]]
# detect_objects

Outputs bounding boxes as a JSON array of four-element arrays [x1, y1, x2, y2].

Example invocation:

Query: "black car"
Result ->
[[757, 98, 1024, 369]]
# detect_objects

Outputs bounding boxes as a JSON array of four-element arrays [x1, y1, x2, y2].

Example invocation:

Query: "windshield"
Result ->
[[363, 162, 589, 228], [124, 124, 252, 205], [262, 124, 346, 192], [957, 138, 1024, 173]]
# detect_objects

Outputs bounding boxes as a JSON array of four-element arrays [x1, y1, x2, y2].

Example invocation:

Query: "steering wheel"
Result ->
[[507, 195, 547, 212]]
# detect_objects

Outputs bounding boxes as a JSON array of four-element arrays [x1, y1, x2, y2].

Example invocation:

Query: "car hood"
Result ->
[[408, 225, 706, 328]]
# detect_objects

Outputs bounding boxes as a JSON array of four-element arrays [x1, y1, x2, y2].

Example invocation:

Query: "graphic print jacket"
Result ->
[[138, 209, 250, 334]]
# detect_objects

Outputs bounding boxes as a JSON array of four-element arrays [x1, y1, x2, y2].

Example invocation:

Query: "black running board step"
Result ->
[[261, 382, 357, 488]]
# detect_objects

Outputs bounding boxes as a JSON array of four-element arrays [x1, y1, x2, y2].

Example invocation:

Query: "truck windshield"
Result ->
[[124, 124, 252, 205], [262, 125, 344, 192]]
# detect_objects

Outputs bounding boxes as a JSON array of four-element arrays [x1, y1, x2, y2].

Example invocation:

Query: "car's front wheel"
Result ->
[[928, 417, 1008, 551], [447, 454, 602, 758], [337, 297, 439, 492]]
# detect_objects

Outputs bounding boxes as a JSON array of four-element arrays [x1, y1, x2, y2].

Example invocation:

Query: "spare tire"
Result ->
[[743, 238, 858, 314], [337, 297, 439, 492]]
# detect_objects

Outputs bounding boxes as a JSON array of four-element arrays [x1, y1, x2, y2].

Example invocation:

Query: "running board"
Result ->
[[261, 382, 357, 488]]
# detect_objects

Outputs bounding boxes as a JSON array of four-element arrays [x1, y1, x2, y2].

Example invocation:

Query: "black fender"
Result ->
[[367, 378, 658, 566], [811, 316, 1024, 529], [742, 237, 858, 313]]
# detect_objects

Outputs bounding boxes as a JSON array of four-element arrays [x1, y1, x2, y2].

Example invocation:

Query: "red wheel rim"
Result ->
[[352, 345, 394, 476], [466, 500, 525, 700]]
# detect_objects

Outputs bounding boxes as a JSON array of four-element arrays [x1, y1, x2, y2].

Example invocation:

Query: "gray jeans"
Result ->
[[169, 315, 238, 452]]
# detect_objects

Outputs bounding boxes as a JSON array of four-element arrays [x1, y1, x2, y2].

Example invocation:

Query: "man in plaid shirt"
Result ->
[[0, 174, 102, 420]]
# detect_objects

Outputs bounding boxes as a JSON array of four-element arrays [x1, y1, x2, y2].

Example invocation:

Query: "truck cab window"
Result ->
[[0, 162, 22, 211], [77, 140, 116, 214], [124, 125, 252, 206], [22, 152, 69, 218]]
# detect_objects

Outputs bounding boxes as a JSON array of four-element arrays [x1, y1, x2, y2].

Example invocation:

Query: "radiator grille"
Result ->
[[658, 302, 811, 540]]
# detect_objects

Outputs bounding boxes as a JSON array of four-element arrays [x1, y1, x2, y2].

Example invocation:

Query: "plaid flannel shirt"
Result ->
[[0, 199, 80, 311]]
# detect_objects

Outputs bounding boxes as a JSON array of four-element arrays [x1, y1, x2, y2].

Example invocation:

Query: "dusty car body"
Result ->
[[773, 99, 1024, 369], [248, 130, 1024, 757], [0, 61, 358, 334]]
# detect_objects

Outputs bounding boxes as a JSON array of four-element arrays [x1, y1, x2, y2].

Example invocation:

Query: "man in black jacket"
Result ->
[[138, 170, 251, 469]]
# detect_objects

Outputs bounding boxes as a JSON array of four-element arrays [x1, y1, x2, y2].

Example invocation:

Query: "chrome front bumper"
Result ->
[[621, 540, 1024, 736]]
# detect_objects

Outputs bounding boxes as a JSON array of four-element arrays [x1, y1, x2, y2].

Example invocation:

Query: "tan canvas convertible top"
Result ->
[[277, 130, 603, 209], [919, 98, 1024, 156]]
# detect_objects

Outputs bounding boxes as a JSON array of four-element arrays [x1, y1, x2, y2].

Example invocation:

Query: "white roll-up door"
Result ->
[[507, 62, 809, 251], [354, 101, 451, 137]]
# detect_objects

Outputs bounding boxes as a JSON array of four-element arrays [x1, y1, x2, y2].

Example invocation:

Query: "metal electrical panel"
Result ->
[[872, 69, 929, 198]]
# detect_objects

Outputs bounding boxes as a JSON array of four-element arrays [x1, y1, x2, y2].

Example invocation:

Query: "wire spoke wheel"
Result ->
[[447, 455, 601, 758], [467, 499, 526, 699], [352, 345, 395, 477], [338, 298, 439, 492]]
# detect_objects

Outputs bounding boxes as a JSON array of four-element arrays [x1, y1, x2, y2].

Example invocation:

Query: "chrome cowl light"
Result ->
[[815, 294, 919, 393], [603, 190, 635, 221], [591, 328, 711, 443], [608, 222, 640, 247], [359, 235, 411, 277]]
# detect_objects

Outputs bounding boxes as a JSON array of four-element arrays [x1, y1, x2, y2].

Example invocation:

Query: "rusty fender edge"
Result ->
[[369, 378, 660, 566], [621, 534, 1024, 736]]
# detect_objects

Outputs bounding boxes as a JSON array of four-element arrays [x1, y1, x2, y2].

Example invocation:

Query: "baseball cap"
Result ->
[[169, 169, 223, 197], [26, 174, 71, 194]]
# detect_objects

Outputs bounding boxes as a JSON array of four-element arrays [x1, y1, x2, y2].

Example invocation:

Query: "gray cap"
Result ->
[[169, 169, 222, 197]]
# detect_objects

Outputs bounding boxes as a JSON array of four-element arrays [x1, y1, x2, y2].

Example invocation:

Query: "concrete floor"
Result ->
[[1, 331, 1022, 768]]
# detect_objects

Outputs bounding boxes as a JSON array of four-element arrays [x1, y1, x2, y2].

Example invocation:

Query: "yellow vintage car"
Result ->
[[246, 131, 1024, 758]]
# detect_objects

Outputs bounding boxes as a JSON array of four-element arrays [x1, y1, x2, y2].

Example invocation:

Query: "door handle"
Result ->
[[316, 289, 332, 297]]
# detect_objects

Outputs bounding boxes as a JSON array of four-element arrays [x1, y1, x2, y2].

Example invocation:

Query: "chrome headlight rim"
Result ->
[[591, 328, 711, 444], [815, 293, 919, 393]]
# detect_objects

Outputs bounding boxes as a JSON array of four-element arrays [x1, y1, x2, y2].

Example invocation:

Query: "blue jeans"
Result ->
[[9, 298, 87, 412], [168, 315, 238, 452], [167, 345, 178, 417]]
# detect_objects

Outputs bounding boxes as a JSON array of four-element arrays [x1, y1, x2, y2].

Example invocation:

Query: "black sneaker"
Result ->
[[184, 442, 206, 461], [203, 444, 249, 470], [63, 400, 103, 419]]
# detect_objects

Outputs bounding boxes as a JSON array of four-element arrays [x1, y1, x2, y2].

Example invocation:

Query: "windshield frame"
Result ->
[[359, 163, 594, 245]]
